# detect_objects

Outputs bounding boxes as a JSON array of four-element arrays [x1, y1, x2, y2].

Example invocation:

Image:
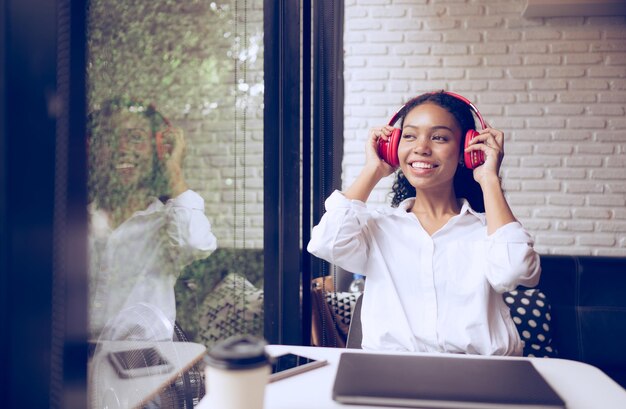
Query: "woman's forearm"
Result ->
[[481, 175, 516, 235]]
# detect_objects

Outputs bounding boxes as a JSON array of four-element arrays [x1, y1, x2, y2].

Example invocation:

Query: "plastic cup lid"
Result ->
[[207, 335, 270, 370]]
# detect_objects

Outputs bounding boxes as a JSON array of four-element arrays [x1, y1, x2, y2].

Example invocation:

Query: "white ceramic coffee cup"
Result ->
[[204, 335, 270, 409]]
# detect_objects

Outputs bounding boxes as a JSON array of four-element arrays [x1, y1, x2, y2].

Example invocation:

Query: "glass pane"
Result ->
[[86, 1, 264, 407]]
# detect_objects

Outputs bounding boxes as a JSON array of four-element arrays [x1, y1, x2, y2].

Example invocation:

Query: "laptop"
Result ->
[[332, 352, 566, 409]]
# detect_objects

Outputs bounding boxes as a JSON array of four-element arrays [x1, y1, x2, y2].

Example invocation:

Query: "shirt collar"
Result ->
[[394, 197, 486, 225]]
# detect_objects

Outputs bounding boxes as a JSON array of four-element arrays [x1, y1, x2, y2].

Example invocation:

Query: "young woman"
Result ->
[[307, 91, 540, 356], [87, 98, 217, 340]]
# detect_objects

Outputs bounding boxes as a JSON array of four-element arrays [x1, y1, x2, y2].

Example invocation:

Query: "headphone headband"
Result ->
[[387, 91, 486, 130]]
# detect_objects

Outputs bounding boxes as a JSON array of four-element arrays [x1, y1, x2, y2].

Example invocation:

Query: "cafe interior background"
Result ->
[[2, 0, 625, 408]]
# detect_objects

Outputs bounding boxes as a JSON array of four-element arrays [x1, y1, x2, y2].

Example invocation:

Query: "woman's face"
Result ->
[[397, 102, 463, 192], [107, 110, 154, 188]]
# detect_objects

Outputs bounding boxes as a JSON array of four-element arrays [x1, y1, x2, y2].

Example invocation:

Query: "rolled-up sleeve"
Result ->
[[165, 190, 217, 266], [484, 221, 541, 293], [307, 190, 372, 274]]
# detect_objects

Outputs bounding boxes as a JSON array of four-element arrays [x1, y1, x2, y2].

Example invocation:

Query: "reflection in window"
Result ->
[[87, 1, 263, 407]]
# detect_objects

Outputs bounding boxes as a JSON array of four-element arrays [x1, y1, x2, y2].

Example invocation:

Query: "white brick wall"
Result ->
[[343, 0, 626, 256]]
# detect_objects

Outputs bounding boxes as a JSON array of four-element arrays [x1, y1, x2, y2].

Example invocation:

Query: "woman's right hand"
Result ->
[[366, 125, 396, 177]]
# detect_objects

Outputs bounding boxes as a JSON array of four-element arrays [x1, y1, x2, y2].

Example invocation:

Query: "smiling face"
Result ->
[[107, 110, 155, 188], [397, 102, 463, 193]]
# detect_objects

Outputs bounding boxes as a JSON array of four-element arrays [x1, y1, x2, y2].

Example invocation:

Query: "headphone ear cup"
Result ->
[[377, 128, 401, 168], [463, 129, 484, 169]]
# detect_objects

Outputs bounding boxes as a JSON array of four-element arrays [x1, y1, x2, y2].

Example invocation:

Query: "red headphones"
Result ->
[[377, 91, 486, 169]]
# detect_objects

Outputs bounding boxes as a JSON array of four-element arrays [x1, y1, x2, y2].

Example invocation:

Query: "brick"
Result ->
[[527, 117, 566, 129], [598, 91, 626, 103], [549, 169, 587, 180], [546, 67, 586, 78], [564, 54, 604, 65], [385, 20, 424, 31], [551, 42, 588, 53], [590, 41, 626, 52], [578, 234, 616, 247], [576, 144, 615, 155], [597, 220, 626, 233], [534, 143, 574, 155], [529, 79, 567, 90], [486, 2, 524, 15], [467, 16, 505, 29], [573, 208, 611, 219], [536, 235, 576, 246], [406, 32, 443, 43], [523, 29, 561, 41], [548, 194, 586, 206], [565, 156, 603, 167], [559, 92, 597, 103], [593, 170, 626, 182], [528, 93, 558, 103], [427, 68, 465, 80], [518, 219, 551, 230], [393, 44, 430, 55], [556, 221, 594, 232], [448, 80, 489, 91], [472, 43, 507, 55], [508, 67, 546, 79], [432, 44, 468, 55], [511, 130, 552, 142], [521, 180, 562, 191], [506, 194, 546, 205], [370, 58, 405, 69], [609, 117, 626, 128], [524, 55, 561, 66], [424, 19, 459, 31], [569, 79, 610, 90], [484, 30, 521, 42], [444, 56, 482, 67], [485, 55, 523, 66], [545, 105, 585, 116], [607, 156, 626, 167], [489, 79, 526, 90], [588, 195, 626, 207], [408, 5, 445, 18], [565, 183, 604, 194], [588, 67, 626, 78], [606, 55, 626, 66], [505, 105, 543, 116], [596, 132, 626, 143], [506, 168, 545, 179], [588, 105, 625, 116], [562, 30, 601, 40], [567, 118, 607, 129], [353, 70, 390, 81], [595, 248, 626, 257], [444, 31, 482, 43], [447, 5, 484, 17]]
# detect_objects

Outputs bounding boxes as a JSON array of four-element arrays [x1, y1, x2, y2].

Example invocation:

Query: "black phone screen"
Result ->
[[271, 353, 317, 374]]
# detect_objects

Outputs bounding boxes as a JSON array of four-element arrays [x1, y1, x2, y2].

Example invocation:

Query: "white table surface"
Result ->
[[197, 344, 626, 409], [89, 341, 206, 409]]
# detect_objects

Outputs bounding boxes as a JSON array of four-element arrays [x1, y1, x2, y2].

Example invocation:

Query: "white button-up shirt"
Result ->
[[307, 190, 541, 356]]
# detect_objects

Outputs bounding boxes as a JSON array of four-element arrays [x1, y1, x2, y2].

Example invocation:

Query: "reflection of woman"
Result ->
[[87, 98, 217, 340]]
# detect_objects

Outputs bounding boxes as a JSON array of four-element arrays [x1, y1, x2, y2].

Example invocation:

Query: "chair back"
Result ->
[[346, 292, 363, 349]]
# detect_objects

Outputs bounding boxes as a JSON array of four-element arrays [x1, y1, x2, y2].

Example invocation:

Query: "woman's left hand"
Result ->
[[464, 127, 504, 186]]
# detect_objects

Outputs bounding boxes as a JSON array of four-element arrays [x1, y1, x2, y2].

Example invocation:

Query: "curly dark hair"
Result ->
[[389, 91, 485, 212]]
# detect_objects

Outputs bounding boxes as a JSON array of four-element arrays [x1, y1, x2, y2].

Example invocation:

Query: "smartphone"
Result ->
[[269, 353, 328, 382], [108, 347, 174, 379]]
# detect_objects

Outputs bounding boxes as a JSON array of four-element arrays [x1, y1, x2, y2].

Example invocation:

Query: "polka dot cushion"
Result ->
[[503, 288, 557, 358]]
